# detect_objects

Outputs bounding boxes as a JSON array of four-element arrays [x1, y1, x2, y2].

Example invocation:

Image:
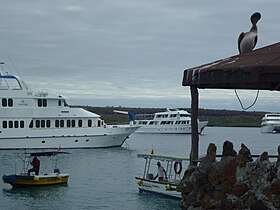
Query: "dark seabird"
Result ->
[[238, 12, 261, 54]]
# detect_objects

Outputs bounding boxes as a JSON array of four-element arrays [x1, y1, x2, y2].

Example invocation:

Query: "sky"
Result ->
[[0, 0, 280, 112]]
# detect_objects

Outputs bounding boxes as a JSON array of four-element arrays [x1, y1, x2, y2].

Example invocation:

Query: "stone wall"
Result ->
[[177, 141, 280, 210]]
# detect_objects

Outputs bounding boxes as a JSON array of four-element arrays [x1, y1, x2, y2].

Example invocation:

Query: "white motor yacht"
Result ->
[[0, 67, 139, 149], [134, 108, 208, 134], [261, 113, 280, 133]]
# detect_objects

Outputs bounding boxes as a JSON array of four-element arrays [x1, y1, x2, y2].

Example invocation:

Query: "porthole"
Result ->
[[75, 140, 78, 143], [42, 140, 45, 143], [86, 139, 89, 142]]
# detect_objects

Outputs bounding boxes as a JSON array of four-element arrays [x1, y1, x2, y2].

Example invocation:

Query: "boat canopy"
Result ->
[[137, 153, 189, 162], [27, 151, 70, 157]]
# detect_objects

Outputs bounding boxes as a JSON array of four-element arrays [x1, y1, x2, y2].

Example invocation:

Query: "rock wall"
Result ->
[[177, 141, 280, 210]]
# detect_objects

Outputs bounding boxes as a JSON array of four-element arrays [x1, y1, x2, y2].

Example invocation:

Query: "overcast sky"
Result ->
[[0, 0, 280, 112]]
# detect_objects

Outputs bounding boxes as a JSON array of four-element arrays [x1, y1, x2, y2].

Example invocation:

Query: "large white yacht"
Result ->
[[134, 108, 208, 134], [0, 67, 139, 149], [261, 113, 280, 133]]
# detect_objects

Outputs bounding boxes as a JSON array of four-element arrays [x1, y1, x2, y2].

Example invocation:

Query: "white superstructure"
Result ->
[[134, 108, 208, 134], [261, 113, 280, 133], [0, 69, 139, 149]]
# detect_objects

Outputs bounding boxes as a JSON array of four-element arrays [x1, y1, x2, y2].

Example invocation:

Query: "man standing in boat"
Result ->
[[154, 161, 166, 182], [28, 157, 40, 176]]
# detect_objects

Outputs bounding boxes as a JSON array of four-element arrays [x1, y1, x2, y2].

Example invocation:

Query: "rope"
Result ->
[[234, 89, 259, 110]]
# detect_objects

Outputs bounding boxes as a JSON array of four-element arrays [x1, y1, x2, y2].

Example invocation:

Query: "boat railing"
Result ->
[[0, 75, 22, 90], [135, 114, 155, 120]]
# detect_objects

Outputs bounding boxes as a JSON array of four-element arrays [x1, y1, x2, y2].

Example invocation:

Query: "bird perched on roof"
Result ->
[[238, 12, 261, 54]]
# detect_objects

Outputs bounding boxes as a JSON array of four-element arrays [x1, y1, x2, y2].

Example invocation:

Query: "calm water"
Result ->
[[1, 127, 280, 210]]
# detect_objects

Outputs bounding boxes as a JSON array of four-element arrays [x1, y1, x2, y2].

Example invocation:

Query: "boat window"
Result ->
[[181, 121, 186, 124], [55, 120, 59, 128], [88, 119, 92, 127], [58, 100, 62, 106], [37, 99, 47, 107], [41, 120, 45, 128], [60, 120, 64, 127], [14, 121, 19, 128], [72, 120, 75, 127], [1, 98, 13, 107], [187, 121, 190, 124], [2, 121, 7, 128], [2, 98, 7, 107], [29, 120, 33, 128], [67, 120, 71, 127], [46, 120, 51, 128], [43, 99, 47, 107], [156, 115, 161, 118], [180, 114, 190, 117], [160, 121, 166, 125], [9, 121, 13, 128], [78, 120, 82, 127], [98, 120, 101, 127], [64, 100, 68, 107], [8, 98, 13, 107], [38, 99, 42, 107], [149, 121, 154, 125], [20, 120, 24, 128], [35, 120, 40, 128], [142, 121, 148, 125], [267, 115, 280, 117]]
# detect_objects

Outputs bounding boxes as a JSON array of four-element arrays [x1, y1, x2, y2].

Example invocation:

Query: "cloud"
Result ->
[[0, 0, 280, 111]]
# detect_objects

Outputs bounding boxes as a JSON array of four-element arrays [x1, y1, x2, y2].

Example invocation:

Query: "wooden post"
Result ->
[[190, 86, 199, 166]]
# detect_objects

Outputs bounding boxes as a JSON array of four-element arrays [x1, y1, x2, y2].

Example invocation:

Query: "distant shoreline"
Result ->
[[72, 105, 265, 127]]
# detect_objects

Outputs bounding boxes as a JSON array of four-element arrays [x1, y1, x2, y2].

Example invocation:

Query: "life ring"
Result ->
[[174, 161, 182, 174]]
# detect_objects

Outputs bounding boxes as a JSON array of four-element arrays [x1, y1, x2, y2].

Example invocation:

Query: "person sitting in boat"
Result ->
[[154, 161, 166, 182], [28, 157, 40, 176]]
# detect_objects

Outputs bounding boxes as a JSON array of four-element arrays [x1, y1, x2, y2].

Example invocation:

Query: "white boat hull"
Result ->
[[136, 177, 181, 198], [0, 126, 139, 149], [261, 124, 280, 133], [135, 121, 208, 134]]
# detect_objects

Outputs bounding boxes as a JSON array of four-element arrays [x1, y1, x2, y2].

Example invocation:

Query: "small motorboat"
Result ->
[[2, 150, 70, 187], [135, 153, 189, 198]]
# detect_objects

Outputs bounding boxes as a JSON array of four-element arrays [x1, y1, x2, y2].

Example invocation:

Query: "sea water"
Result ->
[[1, 127, 280, 210]]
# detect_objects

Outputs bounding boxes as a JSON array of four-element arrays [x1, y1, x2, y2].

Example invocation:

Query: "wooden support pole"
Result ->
[[190, 86, 199, 166]]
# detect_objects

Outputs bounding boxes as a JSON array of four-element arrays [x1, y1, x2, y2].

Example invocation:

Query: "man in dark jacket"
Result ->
[[28, 157, 40, 176]]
